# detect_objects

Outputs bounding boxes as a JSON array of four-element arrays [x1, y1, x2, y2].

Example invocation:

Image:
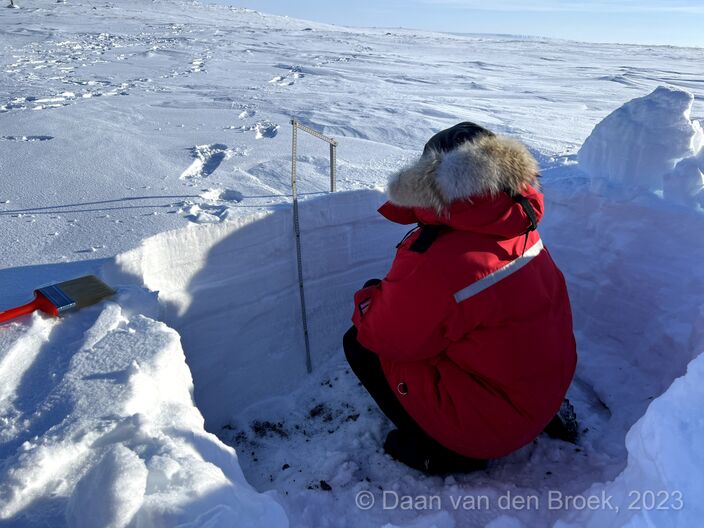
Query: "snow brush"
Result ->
[[0, 275, 116, 324]]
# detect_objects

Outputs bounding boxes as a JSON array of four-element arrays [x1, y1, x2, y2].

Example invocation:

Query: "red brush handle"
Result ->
[[0, 293, 59, 324]]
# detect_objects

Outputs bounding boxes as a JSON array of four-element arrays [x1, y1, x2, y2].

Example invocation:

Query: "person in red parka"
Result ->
[[344, 122, 578, 475]]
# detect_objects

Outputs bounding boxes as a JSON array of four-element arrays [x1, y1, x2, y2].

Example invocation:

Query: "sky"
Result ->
[[214, 0, 704, 48]]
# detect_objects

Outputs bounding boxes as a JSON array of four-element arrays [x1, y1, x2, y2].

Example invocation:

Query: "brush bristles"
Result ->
[[56, 275, 116, 309]]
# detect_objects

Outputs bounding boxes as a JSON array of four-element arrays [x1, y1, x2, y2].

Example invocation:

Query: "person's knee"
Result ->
[[343, 325, 358, 345], [343, 326, 377, 374], [343, 326, 361, 366]]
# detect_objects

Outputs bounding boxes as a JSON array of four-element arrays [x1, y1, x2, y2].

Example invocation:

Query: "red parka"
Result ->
[[352, 135, 577, 459]]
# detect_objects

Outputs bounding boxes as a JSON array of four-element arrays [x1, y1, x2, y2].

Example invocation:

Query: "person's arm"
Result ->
[[352, 258, 453, 362]]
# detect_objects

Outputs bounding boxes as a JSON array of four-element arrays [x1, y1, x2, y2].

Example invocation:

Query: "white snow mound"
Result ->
[[0, 304, 287, 528], [578, 86, 704, 193]]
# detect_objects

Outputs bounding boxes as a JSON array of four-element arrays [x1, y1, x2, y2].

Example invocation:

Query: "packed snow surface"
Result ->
[[1, 1, 703, 527]]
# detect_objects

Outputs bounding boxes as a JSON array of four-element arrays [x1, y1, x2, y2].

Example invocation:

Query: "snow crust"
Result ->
[[578, 86, 704, 193]]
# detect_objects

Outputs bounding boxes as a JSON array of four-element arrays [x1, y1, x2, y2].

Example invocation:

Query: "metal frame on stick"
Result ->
[[290, 119, 337, 373]]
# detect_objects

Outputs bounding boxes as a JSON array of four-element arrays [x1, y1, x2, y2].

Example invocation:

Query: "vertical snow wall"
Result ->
[[106, 190, 407, 429]]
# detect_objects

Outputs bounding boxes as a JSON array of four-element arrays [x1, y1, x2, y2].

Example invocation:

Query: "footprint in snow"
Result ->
[[190, 58, 206, 73], [219, 189, 244, 202], [177, 188, 244, 223], [199, 188, 244, 203], [181, 203, 231, 224], [180, 144, 230, 179], [254, 122, 279, 139], [224, 122, 278, 139], [268, 66, 304, 86]]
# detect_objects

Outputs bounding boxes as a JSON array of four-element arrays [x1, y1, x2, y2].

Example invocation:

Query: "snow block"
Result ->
[[578, 86, 703, 191]]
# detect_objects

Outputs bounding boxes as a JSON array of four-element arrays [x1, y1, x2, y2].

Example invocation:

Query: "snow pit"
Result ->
[[107, 177, 704, 526], [107, 189, 407, 429]]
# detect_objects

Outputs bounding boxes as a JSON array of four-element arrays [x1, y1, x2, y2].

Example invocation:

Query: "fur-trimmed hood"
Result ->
[[387, 134, 540, 211]]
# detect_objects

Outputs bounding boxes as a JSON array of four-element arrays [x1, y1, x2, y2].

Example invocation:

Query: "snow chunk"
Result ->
[[663, 155, 704, 207], [578, 86, 703, 191]]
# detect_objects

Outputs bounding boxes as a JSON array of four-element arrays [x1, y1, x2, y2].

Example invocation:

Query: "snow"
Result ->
[[577, 86, 703, 192], [106, 189, 404, 428], [664, 156, 704, 207], [212, 174, 704, 528], [1, 0, 703, 526], [0, 304, 286, 527], [556, 351, 704, 528]]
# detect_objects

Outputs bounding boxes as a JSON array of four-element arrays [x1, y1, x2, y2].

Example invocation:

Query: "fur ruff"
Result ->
[[387, 134, 539, 211]]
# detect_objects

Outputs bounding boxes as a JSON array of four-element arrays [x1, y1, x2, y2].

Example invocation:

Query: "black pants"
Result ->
[[343, 326, 472, 459]]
